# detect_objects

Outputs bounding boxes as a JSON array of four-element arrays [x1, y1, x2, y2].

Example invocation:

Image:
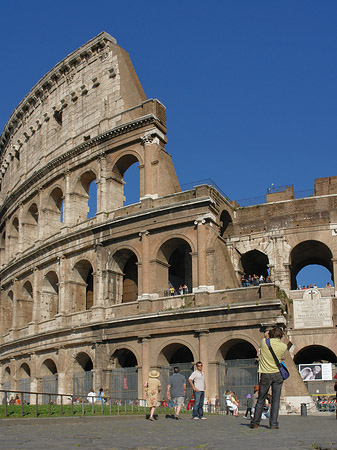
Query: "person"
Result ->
[[97, 387, 106, 403], [144, 370, 161, 421], [87, 388, 96, 403], [189, 361, 207, 420], [224, 390, 238, 416], [207, 398, 212, 413], [244, 394, 253, 419], [250, 326, 287, 430], [178, 285, 183, 295], [167, 366, 186, 420], [215, 395, 220, 414], [183, 284, 188, 294]]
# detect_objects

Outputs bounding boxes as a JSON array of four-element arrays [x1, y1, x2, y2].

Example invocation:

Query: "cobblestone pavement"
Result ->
[[0, 414, 336, 450]]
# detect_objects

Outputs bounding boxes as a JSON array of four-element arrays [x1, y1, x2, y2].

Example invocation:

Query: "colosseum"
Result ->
[[0, 32, 336, 411]]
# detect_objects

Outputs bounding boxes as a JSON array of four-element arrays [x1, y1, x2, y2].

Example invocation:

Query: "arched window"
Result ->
[[110, 154, 140, 210], [9, 217, 19, 260], [219, 210, 233, 237], [17, 281, 33, 328], [74, 171, 97, 222], [73, 352, 93, 395], [73, 260, 94, 311], [41, 271, 59, 321], [157, 238, 192, 296], [25, 203, 39, 248], [111, 250, 138, 303], [241, 250, 269, 279], [290, 241, 333, 290]]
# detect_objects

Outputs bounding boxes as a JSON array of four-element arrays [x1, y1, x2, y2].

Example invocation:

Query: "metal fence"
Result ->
[[218, 359, 258, 408], [110, 367, 138, 401]]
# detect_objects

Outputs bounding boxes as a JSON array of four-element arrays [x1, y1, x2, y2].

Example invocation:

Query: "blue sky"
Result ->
[[0, 0, 335, 287]]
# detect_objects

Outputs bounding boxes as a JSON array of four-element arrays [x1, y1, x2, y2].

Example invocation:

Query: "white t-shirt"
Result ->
[[189, 370, 205, 391]]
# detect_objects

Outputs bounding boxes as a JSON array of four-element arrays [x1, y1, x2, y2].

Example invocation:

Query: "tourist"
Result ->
[[214, 395, 220, 414], [144, 370, 161, 421], [87, 388, 96, 403], [250, 326, 287, 430], [183, 284, 188, 294], [97, 387, 107, 403], [189, 361, 207, 420], [244, 394, 253, 419], [178, 285, 183, 295], [167, 366, 186, 420]]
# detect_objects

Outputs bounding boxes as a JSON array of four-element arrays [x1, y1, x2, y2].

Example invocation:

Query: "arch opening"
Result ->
[[110, 249, 138, 303], [74, 170, 97, 223], [41, 271, 59, 321], [17, 281, 33, 328], [110, 348, 138, 400], [294, 345, 337, 365], [290, 240, 333, 290], [41, 359, 58, 404], [220, 210, 233, 237], [73, 260, 94, 311], [111, 154, 140, 210], [73, 352, 93, 395], [157, 238, 192, 296], [241, 250, 269, 280]]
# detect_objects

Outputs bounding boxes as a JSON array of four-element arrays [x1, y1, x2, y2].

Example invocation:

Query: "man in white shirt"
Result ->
[[189, 361, 207, 420]]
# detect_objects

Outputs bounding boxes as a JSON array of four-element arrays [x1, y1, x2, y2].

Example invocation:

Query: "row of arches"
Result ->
[[238, 240, 334, 289], [1, 237, 193, 333], [0, 153, 142, 267], [3, 342, 336, 402]]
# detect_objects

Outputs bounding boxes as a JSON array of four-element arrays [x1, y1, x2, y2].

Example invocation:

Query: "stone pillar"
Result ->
[[38, 188, 45, 240], [57, 255, 67, 315], [139, 231, 151, 298], [92, 244, 104, 321], [31, 268, 40, 327], [197, 330, 210, 396], [332, 258, 337, 297], [97, 153, 107, 221], [29, 353, 38, 405], [194, 218, 208, 290], [12, 279, 18, 331], [61, 169, 71, 229], [18, 203, 24, 254], [56, 348, 67, 401], [140, 134, 153, 199], [139, 336, 151, 400]]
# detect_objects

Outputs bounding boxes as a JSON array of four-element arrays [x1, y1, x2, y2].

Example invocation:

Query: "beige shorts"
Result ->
[[173, 397, 184, 407]]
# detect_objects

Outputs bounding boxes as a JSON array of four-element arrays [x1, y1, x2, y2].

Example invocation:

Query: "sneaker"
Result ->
[[175, 415, 179, 420], [193, 417, 199, 420], [200, 417, 207, 420]]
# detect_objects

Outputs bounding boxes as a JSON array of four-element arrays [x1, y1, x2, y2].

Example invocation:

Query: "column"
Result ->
[[96, 153, 107, 220], [92, 244, 104, 321], [194, 218, 208, 290], [332, 258, 337, 297], [139, 231, 151, 298], [197, 330, 210, 396], [57, 255, 67, 315], [139, 336, 151, 400], [61, 169, 71, 229], [18, 203, 24, 254], [30, 267, 40, 334]]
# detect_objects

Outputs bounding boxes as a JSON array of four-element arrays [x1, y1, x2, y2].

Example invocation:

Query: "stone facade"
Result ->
[[0, 32, 336, 412]]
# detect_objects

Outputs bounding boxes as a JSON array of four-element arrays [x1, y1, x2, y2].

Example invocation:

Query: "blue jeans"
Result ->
[[251, 372, 283, 428], [193, 391, 205, 418]]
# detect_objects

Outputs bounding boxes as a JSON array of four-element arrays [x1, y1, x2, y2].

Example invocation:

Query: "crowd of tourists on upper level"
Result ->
[[241, 274, 272, 287]]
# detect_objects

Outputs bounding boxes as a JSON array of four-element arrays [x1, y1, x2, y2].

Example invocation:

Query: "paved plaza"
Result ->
[[0, 414, 336, 450]]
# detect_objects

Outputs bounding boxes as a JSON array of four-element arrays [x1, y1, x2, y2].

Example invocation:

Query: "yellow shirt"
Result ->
[[258, 338, 287, 373]]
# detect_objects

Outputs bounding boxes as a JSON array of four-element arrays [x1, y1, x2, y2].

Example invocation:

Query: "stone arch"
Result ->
[[40, 358, 58, 376], [73, 351, 94, 395], [156, 237, 193, 295], [9, 216, 19, 260], [241, 249, 269, 279], [219, 209, 234, 237], [111, 347, 138, 368], [0, 226, 6, 266], [2, 290, 13, 333], [18, 362, 31, 401], [40, 358, 58, 402], [216, 338, 257, 361], [110, 248, 139, 303], [41, 271, 59, 321], [17, 280, 33, 328], [72, 259, 94, 311], [157, 342, 195, 366], [24, 202, 39, 248], [290, 240, 333, 290], [110, 152, 142, 209], [294, 345, 337, 364], [73, 169, 97, 223], [45, 187, 64, 235]]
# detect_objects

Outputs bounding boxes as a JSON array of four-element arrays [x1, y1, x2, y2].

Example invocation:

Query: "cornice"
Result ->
[[0, 32, 117, 155], [0, 113, 160, 220]]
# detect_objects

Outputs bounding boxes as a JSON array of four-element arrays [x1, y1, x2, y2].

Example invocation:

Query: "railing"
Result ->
[[180, 179, 231, 201], [0, 389, 225, 419]]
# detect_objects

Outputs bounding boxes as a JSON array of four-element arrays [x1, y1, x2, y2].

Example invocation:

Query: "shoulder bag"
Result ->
[[265, 338, 290, 380]]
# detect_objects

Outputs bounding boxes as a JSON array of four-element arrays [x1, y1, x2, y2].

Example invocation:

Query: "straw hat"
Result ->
[[149, 370, 160, 378]]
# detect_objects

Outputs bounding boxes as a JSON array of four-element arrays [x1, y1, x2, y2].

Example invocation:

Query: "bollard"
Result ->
[[301, 403, 307, 416]]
